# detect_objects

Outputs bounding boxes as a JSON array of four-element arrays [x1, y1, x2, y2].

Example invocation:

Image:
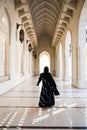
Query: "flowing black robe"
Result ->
[[37, 72, 58, 108]]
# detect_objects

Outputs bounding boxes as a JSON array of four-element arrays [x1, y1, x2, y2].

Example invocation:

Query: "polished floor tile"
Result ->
[[0, 77, 87, 129]]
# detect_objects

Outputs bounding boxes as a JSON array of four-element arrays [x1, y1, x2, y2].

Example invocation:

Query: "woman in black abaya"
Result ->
[[37, 66, 59, 108]]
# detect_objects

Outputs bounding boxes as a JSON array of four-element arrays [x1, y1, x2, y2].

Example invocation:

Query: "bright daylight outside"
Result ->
[[40, 52, 50, 73]]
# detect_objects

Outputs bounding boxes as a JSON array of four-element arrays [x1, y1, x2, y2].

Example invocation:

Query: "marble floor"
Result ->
[[0, 77, 87, 130]]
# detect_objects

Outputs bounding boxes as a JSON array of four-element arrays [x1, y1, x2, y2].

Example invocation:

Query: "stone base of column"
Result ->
[[72, 80, 79, 88], [77, 79, 87, 88]]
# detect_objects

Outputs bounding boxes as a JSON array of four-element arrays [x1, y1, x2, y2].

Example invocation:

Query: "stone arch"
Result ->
[[0, 7, 10, 78]]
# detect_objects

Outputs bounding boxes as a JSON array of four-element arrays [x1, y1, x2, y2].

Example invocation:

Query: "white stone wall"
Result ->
[[0, 0, 33, 95]]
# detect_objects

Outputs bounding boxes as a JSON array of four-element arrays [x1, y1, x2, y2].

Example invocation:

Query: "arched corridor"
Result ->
[[0, 0, 87, 129]]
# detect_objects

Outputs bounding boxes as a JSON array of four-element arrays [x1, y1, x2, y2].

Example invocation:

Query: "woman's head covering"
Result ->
[[44, 66, 49, 73]]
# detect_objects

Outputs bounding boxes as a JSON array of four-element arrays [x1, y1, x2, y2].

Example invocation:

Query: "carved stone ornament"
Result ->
[[19, 29, 24, 43]]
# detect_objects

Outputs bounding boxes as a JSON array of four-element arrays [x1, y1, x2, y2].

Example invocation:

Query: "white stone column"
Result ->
[[9, 21, 16, 79], [78, 22, 86, 88], [62, 42, 65, 80], [59, 43, 62, 79], [29, 51, 33, 76], [55, 44, 60, 77], [23, 41, 27, 75], [78, 45, 85, 88], [25, 42, 29, 75], [65, 46, 70, 81], [72, 43, 78, 87]]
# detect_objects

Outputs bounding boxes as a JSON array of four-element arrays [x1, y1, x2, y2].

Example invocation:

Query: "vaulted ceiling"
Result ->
[[28, 0, 63, 40], [14, 0, 77, 46]]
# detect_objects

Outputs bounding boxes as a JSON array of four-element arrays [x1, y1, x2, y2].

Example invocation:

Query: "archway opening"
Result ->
[[39, 51, 50, 73], [0, 9, 9, 77]]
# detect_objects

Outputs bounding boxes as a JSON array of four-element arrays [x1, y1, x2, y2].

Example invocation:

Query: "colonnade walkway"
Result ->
[[0, 77, 87, 130]]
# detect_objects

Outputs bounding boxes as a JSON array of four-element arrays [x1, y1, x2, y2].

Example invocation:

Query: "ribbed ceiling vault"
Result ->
[[14, 0, 77, 46], [28, 0, 63, 41]]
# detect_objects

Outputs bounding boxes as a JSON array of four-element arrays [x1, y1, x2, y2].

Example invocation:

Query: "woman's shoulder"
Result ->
[[40, 73, 44, 76], [40, 72, 52, 76], [48, 72, 52, 76]]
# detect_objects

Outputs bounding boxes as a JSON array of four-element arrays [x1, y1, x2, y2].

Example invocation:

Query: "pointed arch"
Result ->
[[0, 8, 10, 78]]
